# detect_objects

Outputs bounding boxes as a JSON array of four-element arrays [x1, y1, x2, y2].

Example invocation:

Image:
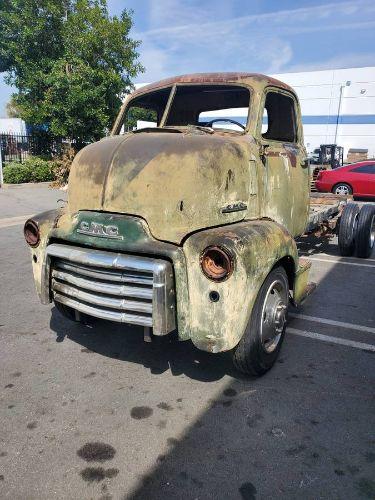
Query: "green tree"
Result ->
[[125, 106, 157, 131], [6, 96, 21, 118], [0, 0, 143, 146]]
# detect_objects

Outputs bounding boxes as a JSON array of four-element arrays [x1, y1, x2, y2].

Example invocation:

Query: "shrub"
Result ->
[[30, 158, 54, 182], [51, 147, 76, 186], [3, 162, 32, 183], [3, 156, 55, 184]]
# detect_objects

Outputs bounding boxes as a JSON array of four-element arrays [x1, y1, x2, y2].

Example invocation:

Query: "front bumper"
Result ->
[[44, 243, 176, 335]]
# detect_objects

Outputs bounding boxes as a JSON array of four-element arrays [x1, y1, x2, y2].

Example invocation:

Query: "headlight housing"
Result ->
[[200, 246, 233, 282], [24, 219, 40, 247]]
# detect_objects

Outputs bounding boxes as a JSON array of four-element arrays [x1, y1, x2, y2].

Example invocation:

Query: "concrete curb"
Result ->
[[0, 181, 58, 189]]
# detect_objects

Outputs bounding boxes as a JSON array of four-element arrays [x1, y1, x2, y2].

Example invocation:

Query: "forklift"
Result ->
[[318, 144, 344, 169]]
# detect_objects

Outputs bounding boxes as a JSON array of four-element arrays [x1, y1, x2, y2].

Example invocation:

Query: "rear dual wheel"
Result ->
[[338, 203, 375, 258], [355, 204, 375, 258], [338, 203, 359, 256]]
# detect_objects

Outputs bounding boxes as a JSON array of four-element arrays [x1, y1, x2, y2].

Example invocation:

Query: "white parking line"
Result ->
[[0, 214, 33, 229], [315, 253, 375, 264], [309, 257, 375, 268], [289, 313, 375, 334], [288, 327, 375, 352]]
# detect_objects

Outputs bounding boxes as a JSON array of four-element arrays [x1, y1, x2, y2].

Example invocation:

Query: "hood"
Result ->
[[68, 130, 252, 244]]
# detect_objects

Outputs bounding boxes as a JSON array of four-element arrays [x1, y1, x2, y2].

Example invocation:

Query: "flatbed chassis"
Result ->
[[304, 193, 374, 260], [306, 192, 350, 234]]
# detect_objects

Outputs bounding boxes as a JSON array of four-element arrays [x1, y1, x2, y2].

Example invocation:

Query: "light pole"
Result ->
[[334, 80, 351, 144]]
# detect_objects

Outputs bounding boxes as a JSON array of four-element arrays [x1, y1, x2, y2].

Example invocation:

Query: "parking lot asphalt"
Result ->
[[0, 186, 374, 500]]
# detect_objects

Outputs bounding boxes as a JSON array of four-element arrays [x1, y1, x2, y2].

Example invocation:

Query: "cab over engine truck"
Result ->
[[24, 73, 375, 376]]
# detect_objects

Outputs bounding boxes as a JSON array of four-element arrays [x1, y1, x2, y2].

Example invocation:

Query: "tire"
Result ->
[[232, 267, 289, 376], [332, 183, 352, 196], [338, 203, 360, 256], [355, 204, 375, 258]]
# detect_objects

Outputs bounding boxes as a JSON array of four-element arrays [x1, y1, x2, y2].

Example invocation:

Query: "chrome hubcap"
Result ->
[[335, 185, 349, 195], [370, 215, 375, 248], [260, 280, 287, 353]]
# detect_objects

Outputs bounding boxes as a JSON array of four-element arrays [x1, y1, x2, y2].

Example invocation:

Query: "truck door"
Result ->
[[258, 89, 309, 237]]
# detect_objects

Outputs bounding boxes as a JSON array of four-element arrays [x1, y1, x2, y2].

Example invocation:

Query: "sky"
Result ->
[[1, 0, 375, 117]]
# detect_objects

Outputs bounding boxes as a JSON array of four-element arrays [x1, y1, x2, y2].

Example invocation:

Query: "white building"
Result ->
[[0, 118, 26, 134], [272, 66, 375, 159]]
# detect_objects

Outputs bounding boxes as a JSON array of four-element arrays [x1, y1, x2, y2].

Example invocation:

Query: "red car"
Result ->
[[315, 161, 375, 198]]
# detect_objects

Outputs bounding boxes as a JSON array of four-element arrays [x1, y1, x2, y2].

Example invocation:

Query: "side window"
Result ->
[[262, 108, 268, 135], [350, 164, 375, 174], [262, 91, 297, 143]]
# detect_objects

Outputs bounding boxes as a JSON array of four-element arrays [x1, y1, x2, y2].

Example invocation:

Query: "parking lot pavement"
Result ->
[[0, 184, 66, 219], [0, 187, 374, 500]]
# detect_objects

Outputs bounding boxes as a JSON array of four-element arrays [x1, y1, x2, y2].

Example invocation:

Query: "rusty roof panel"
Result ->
[[131, 72, 293, 96]]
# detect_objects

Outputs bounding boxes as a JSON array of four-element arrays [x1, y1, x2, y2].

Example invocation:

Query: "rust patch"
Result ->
[[200, 246, 234, 282], [225, 169, 234, 190], [286, 151, 297, 168], [129, 72, 293, 100]]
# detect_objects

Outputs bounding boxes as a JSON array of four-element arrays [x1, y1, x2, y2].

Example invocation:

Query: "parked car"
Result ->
[[308, 148, 320, 165], [315, 161, 375, 197]]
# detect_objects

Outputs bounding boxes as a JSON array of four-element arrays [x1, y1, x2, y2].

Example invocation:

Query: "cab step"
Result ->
[[292, 258, 316, 306]]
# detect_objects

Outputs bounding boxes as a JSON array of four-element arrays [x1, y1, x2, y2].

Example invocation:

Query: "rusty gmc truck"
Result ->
[[24, 73, 375, 376]]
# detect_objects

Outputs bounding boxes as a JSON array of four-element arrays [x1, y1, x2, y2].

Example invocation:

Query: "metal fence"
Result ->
[[0, 133, 61, 164]]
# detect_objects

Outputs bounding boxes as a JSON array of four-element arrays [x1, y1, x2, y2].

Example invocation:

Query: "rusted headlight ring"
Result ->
[[24, 219, 40, 248], [200, 245, 234, 282]]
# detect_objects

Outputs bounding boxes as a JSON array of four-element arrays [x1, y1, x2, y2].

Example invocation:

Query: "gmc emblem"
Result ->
[[77, 221, 123, 240]]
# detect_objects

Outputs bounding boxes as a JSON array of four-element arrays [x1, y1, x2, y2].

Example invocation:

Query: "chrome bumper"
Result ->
[[45, 243, 176, 335]]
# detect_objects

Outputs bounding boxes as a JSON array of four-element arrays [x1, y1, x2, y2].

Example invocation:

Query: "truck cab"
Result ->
[[25, 73, 316, 376]]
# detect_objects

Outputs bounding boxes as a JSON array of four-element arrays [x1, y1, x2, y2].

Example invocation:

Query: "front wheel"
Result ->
[[332, 183, 352, 196], [232, 267, 289, 376]]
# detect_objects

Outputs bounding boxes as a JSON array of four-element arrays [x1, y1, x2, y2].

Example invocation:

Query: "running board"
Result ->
[[292, 257, 316, 307]]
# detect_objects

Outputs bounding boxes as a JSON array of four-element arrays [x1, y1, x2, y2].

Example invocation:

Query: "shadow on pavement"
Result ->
[[48, 236, 375, 499], [124, 337, 374, 500], [49, 308, 240, 383], [296, 233, 336, 256]]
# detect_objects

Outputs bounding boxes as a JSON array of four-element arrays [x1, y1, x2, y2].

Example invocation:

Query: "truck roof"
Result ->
[[131, 72, 294, 97]]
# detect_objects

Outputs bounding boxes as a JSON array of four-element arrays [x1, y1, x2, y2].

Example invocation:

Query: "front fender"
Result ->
[[182, 220, 298, 352], [28, 208, 63, 303]]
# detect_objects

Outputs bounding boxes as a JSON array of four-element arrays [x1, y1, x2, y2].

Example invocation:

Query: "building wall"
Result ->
[[0, 118, 26, 134], [272, 67, 375, 159]]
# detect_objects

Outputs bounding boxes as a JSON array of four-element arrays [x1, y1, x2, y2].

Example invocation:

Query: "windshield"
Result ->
[[122, 84, 250, 132]]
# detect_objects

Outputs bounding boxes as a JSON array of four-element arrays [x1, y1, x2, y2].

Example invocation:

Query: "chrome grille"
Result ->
[[46, 243, 176, 335]]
